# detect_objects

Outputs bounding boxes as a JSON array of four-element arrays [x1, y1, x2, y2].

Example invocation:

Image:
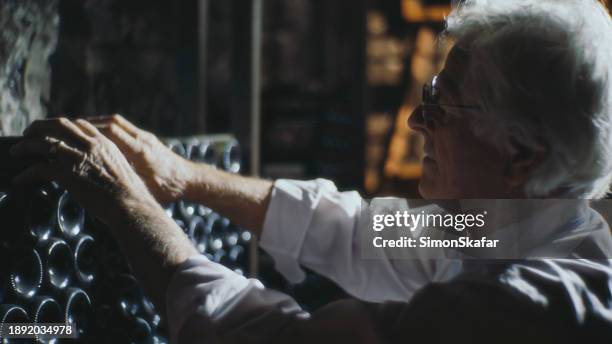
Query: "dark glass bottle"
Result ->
[[56, 192, 84, 239], [239, 229, 252, 246], [140, 297, 161, 330], [29, 296, 63, 344], [196, 204, 212, 217], [114, 274, 143, 318], [95, 273, 157, 343], [220, 140, 241, 173], [40, 238, 73, 290], [26, 184, 61, 243], [63, 287, 93, 340], [1, 247, 43, 300], [0, 304, 30, 343], [166, 140, 186, 158], [214, 249, 229, 265], [209, 216, 230, 238], [223, 229, 240, 250], [152, 335, 169, 344], [0, 304, 29, 323], [218, 245, 246, 270], [207, 236, 224, 255], [72, 234, 96, 286], [0, 184, 62, 246], [186, 140, 217, 166], [187, 216, 209, 254], [176, 200, 197, 222], [128, 317, 154, 344]]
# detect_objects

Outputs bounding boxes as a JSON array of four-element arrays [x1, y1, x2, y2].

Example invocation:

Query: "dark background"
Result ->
[[48, 0, 469, 197]]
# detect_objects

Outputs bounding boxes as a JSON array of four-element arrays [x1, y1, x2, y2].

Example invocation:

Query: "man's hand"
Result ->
[[10, 118, 157, 224], [11, 117, 198, 316], [89, 114, 273, 235], [87, 114, 194, 204]]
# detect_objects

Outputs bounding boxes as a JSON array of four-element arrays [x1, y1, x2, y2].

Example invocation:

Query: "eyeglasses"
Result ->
[[421, 75, 481, 129]]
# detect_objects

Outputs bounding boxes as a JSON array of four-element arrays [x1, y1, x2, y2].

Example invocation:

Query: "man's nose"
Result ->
[[408, 105, 428, 134]]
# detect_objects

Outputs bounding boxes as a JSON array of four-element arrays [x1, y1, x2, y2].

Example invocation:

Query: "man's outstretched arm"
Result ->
[[88, 114, 273, 235], [87, 114, 445, 303]]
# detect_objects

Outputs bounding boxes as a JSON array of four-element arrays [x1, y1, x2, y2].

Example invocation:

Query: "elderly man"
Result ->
[[9, 0, 612, 343]]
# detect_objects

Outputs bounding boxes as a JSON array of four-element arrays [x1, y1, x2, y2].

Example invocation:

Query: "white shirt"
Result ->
[[166, 179, 612, 343]]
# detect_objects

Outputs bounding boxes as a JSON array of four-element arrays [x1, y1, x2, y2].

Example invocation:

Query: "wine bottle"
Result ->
[[26, 184, 61, 243], [72, 234, 96, 286], [239, 229, 252, 246], [228, 245, 248, 268], [62, 287, 93, 340], [166, 140, 187, 158], [140, 297, 161, 330], [223, 224, 241, 249], [207, 236, 224, 254], [176, 200, 197, 222], [29, 296, 63, 344], [212, 249, 227, 264], [196, 204, 212, 217], [187, 216, 209, 254], [40, 238, 73, 290], [1, 247, 43, 300], [219, 140, 241, 173], [186, 140, 217, 166], [209, 216, 230, 237], [152, 335, 169, 344], [0, 304, 30, 343], [113, 274, 143, 318], [127, 316, 154, 344], [0, 304, 29, 323], [56, 191, 84, 238]]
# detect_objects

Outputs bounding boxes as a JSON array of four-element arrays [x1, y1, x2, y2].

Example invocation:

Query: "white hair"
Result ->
[[444, 0, 612, 198]]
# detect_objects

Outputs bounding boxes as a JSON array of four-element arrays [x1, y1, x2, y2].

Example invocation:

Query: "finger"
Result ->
[[88, 114, 140, 137], [11, 137, 83, 162], [12, 162, 61, 185], [23, 118, 90, 146], [96, 122, 141, 154], [85, 117, 113, 125], [74, 119, 101, 137]]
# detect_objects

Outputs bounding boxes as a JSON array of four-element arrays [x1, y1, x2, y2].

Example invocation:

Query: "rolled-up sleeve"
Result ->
[[166, 255, 308, 344], [259, 179, 458, 303]]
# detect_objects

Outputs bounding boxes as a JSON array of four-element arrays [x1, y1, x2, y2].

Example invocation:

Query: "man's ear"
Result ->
[[504, 137, 548, 187]]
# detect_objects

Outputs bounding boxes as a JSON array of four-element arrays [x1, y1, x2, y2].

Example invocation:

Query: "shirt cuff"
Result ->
[[259, 179, 338, 283], [166, 255, 251, 343]]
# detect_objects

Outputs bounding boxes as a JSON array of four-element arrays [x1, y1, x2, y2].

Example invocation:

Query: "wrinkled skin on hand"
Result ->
[[87, 114, 192, 204], [11, 118, 155, 223]]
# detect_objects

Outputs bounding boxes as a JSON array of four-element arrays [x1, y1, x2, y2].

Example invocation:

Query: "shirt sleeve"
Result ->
[[259, 178, 459, 303], [166, 255, 309, 344]]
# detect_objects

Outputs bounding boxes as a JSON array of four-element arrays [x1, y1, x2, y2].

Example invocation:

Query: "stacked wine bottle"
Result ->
[[0, 135, 248, 343], [163, 135, 249, 274]]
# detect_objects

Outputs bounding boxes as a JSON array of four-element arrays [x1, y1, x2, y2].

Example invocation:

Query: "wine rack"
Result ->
[[0, 134, 248, 343]]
